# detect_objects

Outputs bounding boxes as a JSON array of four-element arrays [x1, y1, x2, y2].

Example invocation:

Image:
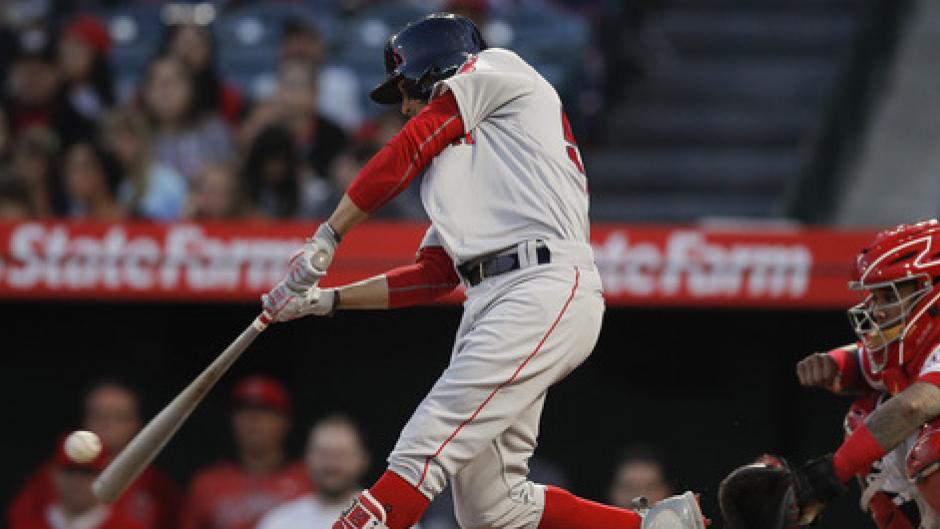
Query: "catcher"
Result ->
[[720, 220, 940, 528]]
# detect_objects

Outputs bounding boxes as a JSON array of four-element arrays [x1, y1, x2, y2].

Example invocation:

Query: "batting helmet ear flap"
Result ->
[[719, 460, 800, 529]]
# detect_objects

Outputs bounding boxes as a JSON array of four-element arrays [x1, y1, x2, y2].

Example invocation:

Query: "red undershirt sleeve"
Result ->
[[917, 372, 940, 389], [828, 345, 866, 391], [833, 423, 887, 483], [386, 246, 461, 309], [347, 91, 465, 213]]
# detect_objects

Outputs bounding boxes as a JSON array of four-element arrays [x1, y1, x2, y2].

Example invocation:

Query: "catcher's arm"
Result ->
[[796, 344, 865, 394], [861, 381, 940, 454], [790, 381, 940, 525]]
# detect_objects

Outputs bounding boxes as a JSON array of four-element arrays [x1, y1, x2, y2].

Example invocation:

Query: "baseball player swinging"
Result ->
[[719, 220, 940, 529], [261, 13, 706, 529]]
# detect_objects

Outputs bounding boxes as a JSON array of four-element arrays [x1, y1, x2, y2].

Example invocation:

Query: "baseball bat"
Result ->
[[92, 312, 273, 503]]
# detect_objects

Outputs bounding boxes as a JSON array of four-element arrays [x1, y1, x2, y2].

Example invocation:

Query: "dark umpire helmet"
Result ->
[[369, 13, 487, 105]]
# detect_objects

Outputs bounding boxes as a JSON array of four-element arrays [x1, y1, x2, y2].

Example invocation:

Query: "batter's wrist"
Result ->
[[329, 289, 341, 315], [316, 222, 342, 246]]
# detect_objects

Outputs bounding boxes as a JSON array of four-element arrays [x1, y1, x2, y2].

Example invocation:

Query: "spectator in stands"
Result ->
[[9, 127, 59, 217], [608, 445, 673, 508], [184, 162, 249, 219], [273, 59, 347, 177], [0, 169, 34, 219], [61, 140, 123, 219], [354, 107, 407, 152], [256, 414, 370, 529], [237, 99, 279, 151], [10, 437, 147, 529], [100, 108, 187, 220], [444, 0, 488, 30], [8, 379, 182, 529], [279, 19, 362, 132], [304, 143, 424, 220], [0, 108, 9, 159], [242, 125, 302, 218], [180, 375, 311, 529], [161, 23, 243, 125], [3, 27, 94, 147], [141, 54, 234, 184], [57, 14, 114, 123]]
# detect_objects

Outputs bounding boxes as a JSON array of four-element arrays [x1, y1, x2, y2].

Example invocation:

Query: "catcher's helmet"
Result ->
[[847, 219, 940, 381], [369, 13, 487, 105]]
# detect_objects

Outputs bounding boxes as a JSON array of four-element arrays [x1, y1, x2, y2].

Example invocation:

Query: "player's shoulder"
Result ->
[[257, 493, 317, 529], [280, 460, 309, 478], [188, 460, 242, 486], [101, 510, 150, 529], [473, 48, 535, 74], [917, 341, 940, 377]]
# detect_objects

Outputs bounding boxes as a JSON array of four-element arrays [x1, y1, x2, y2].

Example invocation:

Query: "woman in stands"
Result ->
[[140, 54, 234, 185], [62, 140, 123, 220], [100, 108, 187, 221], [161, 23, 244, 125], [56, 14, 115, 123], [242, 125, 301, 219]]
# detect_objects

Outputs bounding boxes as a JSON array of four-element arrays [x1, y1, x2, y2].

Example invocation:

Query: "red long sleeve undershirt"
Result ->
[[827, 345, 863, 391], [385, 245, 460, 308], [347, 91, 465, 213]]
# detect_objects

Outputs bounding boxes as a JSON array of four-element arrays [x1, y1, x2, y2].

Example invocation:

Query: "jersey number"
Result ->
[[561, 109, 585, 174]]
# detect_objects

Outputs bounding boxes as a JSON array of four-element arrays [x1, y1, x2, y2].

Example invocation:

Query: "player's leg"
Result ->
[[334, 264, 604, 529], [449, 393, 552, 529], [450, 392, 643, 529], [451, 386, 703, 529]]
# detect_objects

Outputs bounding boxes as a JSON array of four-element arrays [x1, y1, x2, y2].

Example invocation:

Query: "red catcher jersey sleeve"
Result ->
[[438, 49, 536, 134]]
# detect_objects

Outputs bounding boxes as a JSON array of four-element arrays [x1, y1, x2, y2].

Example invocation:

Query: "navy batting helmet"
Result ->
[[369, 13, 487, 105]]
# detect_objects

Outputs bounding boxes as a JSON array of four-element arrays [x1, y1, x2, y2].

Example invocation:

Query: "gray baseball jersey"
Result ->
[[386, 48, 604, 529], [418, 48, 590, 264]]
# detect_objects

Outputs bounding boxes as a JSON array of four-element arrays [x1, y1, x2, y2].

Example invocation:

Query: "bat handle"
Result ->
[[253, 311, 274, 331]]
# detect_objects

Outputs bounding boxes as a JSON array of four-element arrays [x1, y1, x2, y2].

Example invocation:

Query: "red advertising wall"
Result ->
[[0, 221, 874, 308]]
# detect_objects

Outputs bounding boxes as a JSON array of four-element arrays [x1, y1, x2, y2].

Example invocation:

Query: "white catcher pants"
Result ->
[[388, 241, 604, 529]]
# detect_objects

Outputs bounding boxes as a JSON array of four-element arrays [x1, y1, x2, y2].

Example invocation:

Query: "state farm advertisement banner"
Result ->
[[0, 221, 875, 308]]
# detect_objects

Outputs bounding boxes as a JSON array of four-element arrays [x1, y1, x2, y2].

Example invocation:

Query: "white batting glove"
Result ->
[[262, 286, 338, 322], [284, 223, 341, 293]]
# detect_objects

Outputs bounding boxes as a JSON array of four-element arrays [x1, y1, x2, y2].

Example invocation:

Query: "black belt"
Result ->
[[457, 242, 551, 286]]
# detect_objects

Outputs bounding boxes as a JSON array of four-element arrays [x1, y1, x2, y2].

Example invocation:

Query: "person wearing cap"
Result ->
[[2, 27, 95, 147], [279, 19, 363, 133], [10, 437, 148, 529], [8, 380, 182, 529], [57, 13, 115, 122], [179, 375, 311, 529]]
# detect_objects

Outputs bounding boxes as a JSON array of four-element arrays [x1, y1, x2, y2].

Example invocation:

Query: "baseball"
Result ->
[[64, 430, 102, 464]]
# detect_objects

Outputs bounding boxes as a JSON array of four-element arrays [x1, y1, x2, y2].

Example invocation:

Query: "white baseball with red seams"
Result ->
[[64, 430, 102, 464], [384, 48, 605, 529]]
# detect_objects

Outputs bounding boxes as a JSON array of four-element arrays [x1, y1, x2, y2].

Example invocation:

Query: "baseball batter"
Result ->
[[261, 14, 706, 529], [793, 220, 940, 528]]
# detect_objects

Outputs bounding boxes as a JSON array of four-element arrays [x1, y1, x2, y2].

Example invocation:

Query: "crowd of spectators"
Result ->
[[0, 0, 642, 223], [6, 377, 676, 529], [0, 4, 422, 222]]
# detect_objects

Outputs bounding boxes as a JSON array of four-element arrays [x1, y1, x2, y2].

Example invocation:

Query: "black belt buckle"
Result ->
[[459, 241, 551, 287], [473, 260, 486, 284]]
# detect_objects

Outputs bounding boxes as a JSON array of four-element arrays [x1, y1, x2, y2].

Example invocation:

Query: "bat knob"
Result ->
[[311, 250, 332, 273]]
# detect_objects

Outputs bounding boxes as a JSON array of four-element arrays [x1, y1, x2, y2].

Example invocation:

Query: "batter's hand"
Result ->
[[261, 284, 338, 322], [284, 223, 341, 292], [796, 352, 842, 392]]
